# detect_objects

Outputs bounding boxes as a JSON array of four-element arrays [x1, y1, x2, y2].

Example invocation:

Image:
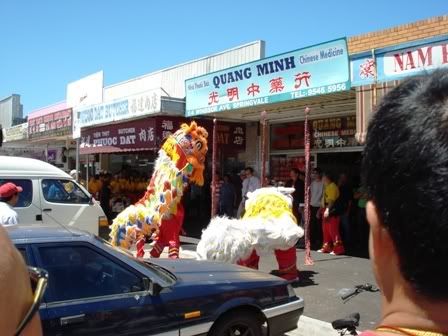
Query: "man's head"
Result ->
[[244, 167, 254, 177], [363, 70, 448, 302], [322, 172, 334, 186], [311, 167, 322, 181], [0, 226, 43, 335], [289, 168, 299, 181], [239, 170, 246, 180], [0, 182, 22, 207]]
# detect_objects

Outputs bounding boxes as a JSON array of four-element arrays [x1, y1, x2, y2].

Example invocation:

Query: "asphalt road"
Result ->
[[258, 249, 381, 332]]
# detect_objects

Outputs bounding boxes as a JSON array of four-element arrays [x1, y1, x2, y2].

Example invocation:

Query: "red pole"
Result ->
[[304, 107, 314, 266], [211, 118, 217, 217], [260, 111, 267, 187]]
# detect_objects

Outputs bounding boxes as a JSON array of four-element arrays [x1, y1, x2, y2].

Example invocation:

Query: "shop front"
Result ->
[[185, 38, 357, 180], [27, 104, 75, 171], [351, 34, 448, 143]]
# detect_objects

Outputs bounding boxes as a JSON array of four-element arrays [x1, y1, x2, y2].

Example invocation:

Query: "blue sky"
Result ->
[[0, 0, 446, 115]]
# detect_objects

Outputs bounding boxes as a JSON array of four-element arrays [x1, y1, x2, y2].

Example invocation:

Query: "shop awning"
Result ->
[[80, 146, 156, 155], [355, 81, 400, 144]]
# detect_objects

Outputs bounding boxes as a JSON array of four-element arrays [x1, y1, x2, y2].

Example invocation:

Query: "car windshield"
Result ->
[[94, 236, 176, 283]]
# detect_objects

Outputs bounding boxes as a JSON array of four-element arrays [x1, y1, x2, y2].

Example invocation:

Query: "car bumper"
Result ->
[[263, 298, 304, 336]]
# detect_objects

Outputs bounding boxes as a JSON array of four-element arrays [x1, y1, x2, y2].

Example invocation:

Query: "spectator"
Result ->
[[338, 173, 353, 251], [310, 167, 324, 250], [318, 172, 345, 255], [219, 174, 236, 217], [285, 168, 305, 224], [0, 225, 45, 335], [237, 167, 260, 218], [359, 70, 448, 335], [100, 174, 112, 223], [0, 182, 22, 226], [354, 184, 369, 257]]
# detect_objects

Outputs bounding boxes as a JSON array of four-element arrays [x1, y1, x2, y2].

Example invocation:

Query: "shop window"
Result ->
[[0, 179, 32, 208], [42, 179, 90, 204]]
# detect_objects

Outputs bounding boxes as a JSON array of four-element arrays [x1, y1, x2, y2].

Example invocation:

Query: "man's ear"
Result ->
[[366, 200, 395, 257]]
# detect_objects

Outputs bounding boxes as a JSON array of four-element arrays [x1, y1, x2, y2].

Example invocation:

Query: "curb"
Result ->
[[287, 315, 340, 336]]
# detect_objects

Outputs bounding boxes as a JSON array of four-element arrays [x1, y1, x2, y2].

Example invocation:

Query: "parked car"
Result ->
[[9, 226, 304, 336], [0, 156, 107, 234]]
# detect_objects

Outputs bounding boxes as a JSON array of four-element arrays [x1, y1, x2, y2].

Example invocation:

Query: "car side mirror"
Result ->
[[89, 195, 94, 205], [143, 277, 162, 296]]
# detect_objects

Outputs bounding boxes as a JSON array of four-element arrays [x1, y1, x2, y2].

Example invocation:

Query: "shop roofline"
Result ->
[[350, 34, 448, 59], [103, 40, 265, 90]]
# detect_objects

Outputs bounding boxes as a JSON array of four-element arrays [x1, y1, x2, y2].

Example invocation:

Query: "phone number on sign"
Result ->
[[290, 83, 347, 99]]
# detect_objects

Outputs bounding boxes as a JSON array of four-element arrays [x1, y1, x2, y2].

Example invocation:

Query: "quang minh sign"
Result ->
[[351, 35, 448, 86], [185, 38, 350, 117]]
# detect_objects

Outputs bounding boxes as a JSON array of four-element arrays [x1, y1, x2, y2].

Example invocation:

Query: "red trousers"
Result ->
[[237, 247, 299, 281], [150, 205, 185, 259], [321, 215, 345, 254]]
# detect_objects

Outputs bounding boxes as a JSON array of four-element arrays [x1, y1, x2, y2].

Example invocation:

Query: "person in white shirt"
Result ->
[[309, 167, 324, 250], [237, 167, 261, 218], [0, 182, 23, 226]]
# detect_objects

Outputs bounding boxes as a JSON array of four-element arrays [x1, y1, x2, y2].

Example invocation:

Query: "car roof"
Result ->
[[7, 225, 92, 242], [0, 156, 71, 178]]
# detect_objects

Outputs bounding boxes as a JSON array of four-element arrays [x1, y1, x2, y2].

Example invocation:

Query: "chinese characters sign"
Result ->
[[80, 118, 157, 154], [155, 117, 246, 150], [185, 38, 350, 117], [271, 116, 358, 151], [73, 89, 161, 139], [28, 109, 72, 140], [351, 36, 448, 86]]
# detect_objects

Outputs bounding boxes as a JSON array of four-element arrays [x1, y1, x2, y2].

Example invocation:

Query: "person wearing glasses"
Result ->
[[0, 225, 47, 336], [0, 182, 23, 226]]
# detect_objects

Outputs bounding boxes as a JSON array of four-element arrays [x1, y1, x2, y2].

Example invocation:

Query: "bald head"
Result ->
[[0, 226, 42, 335]]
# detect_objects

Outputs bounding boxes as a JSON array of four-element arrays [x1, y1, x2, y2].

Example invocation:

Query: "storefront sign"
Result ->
[[155, 117, 246, 150], [28, 108, 72, 140], [73, 89, 162, 139], [351, 35, 448, 86], [271, 116, 358, 151], [80, 118, 157, 154], [185, 38, 350, 117], [3, 123, 28, 142]]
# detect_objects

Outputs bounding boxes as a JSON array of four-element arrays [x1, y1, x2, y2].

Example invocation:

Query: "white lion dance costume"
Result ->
[[197, 187, 304, 281], [109, 121, 208, 258]]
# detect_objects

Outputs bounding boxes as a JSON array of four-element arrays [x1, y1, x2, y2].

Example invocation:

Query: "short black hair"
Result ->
[[322, 171, 334, 182], [312, 167, 322, 176], [290, 168, 299, 175], [362, 69, 448, 300], [245, 167, 254, 174]]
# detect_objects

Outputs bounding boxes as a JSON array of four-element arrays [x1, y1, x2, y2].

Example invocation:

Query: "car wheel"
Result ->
[[210, 311, 263, 336]]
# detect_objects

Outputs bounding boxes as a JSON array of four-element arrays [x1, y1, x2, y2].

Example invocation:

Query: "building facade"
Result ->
[[0, 94, 24, 128]]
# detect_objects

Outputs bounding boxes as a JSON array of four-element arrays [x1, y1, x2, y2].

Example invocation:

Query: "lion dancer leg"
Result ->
[[272, 248, 299, 281], [329, 215, 345, 255], [136, 236, 146, 258], [319, 215, 333, 253], [151, 203, 185, 259], [237, 250, 260, 269]]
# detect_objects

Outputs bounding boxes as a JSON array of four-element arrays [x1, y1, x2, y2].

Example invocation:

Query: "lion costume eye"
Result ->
[[195, 141, 203, 151]]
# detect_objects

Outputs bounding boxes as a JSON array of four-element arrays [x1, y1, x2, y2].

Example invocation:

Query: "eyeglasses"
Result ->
[[15, 267, 48, 336]]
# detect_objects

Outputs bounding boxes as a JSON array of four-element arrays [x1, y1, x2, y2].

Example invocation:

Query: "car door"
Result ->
[[0, 178, 42, 224], [39, 178, 100, 232], [32, 242, 179, 336]]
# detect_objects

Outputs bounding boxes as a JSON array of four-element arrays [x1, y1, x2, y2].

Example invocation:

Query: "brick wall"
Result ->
[[348, 15, 448, 54]]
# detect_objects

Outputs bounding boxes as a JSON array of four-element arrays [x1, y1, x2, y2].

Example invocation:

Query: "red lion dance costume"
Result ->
[[110, 121, 208, 258], [196, 187, 304, 281]]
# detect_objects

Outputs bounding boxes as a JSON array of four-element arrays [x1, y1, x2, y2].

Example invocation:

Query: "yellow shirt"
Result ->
[[110, 180, 120, 194], [323, 182, 339, 206]]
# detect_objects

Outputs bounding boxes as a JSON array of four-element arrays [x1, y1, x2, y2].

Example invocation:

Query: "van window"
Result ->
[[42, 179, 90, 204], [0, 179, 32, 208]]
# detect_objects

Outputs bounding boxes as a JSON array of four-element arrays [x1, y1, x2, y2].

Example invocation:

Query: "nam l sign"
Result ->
[[351, 35, 448, 86], [185, 38, 350, 117]]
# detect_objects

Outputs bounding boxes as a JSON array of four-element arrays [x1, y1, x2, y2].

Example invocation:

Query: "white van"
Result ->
[[0, 156, 107, 235]]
